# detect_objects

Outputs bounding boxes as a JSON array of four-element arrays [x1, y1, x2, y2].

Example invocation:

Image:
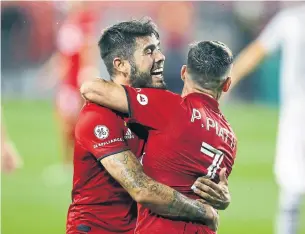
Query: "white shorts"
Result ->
[[274, 105, 305, 194]]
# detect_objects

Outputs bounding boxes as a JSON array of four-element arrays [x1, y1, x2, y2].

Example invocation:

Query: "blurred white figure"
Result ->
[[231, 4, 305, 234], [1, 123, 23, 173]]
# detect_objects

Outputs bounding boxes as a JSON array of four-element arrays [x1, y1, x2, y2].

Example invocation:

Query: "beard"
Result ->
[[129, 61, 167, 89]]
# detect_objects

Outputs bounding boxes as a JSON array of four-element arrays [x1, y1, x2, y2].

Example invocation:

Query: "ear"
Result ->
[[113, 57, 130, 75], [181, 65, 187, 82], [222, 77, 231, 92]]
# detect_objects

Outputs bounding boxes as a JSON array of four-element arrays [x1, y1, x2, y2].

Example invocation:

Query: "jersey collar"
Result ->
[[184, 92, 220, 110]]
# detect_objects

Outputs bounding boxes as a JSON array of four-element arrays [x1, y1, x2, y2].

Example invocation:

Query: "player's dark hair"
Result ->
[[98, 18, 159, 76], [187, 41, 233, 95]]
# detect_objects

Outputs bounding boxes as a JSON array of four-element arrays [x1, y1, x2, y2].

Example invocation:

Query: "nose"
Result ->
[[154, 50, 165, 63]]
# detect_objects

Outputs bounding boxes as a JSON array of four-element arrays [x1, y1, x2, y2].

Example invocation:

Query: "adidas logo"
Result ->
[[124, 128, 135, 140]]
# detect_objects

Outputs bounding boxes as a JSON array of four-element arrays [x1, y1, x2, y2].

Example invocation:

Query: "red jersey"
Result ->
[[66, 102, 145, 234], [123, 86, 237, 234]]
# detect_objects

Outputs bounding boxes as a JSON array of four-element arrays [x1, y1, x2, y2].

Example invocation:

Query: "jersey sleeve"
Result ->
[[75, 107, 129, 161], [257, 11, 286, 53], [122, 86, 181, 130]]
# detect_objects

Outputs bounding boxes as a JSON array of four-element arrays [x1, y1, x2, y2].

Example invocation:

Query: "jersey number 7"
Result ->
[[200, 142, 224, 179]]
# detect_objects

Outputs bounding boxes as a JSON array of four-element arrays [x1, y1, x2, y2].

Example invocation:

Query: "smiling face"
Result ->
[[129, 34, 166, 89]]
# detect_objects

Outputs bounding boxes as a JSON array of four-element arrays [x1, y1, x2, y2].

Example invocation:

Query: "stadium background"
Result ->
[[1, 1, 304, 234]]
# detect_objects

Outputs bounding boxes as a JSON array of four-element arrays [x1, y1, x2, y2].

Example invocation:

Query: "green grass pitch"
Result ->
[[1, 100, 305, 234]]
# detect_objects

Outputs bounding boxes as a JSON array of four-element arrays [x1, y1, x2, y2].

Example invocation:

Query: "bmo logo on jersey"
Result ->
[[137, 94, 148, 105], [94, 125, 109, 140]]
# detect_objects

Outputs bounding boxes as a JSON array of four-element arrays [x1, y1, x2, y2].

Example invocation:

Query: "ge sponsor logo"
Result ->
[[137, 94, 148, 105], [94, 125, 109, 140]]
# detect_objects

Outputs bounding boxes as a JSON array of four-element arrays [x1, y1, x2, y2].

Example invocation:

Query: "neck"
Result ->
[[181, 79, 218, 100], [111, 74, 129, 86]]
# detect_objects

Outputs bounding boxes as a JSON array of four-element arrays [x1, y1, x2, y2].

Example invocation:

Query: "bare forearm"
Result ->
[[142, 184, 214, 223], [102, 151, 215, 223], [120, 166, 212, 221], [80, 79, 128, 112], [232, 41, 266, 87]]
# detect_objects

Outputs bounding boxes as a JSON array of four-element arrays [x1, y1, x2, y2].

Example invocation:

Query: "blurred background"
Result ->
[[1, 1, 305, 234]]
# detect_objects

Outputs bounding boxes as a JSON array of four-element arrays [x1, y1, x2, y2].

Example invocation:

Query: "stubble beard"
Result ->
[[129, 61, 167, 89]]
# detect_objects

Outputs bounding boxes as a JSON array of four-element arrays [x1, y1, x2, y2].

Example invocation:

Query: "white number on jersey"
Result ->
[[200, 142, 224, 179]]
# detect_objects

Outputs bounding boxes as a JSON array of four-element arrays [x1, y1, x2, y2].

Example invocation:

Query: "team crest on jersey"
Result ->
[[94, 125, 109, 140], [137, 94, 148, 105]]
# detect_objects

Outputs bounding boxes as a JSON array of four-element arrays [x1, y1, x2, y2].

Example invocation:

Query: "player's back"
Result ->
[[143, 93, 236, 194], [135, 92, 237, 233], [67, 102, 143, 234]]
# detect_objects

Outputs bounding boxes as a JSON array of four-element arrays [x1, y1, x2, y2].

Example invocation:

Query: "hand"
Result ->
[[1, 141, 23, 173], [192, 168, 231, 210], [79, 78, 99, 99]]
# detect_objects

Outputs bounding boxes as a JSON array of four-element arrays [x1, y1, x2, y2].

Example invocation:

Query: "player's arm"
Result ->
[[101, 150, 218, 230], [80, 78, 128, 113], [81, 80, 178, 129], [231, 11, 284, 88], [78, 109, 218, 230], [231, 41, 267, 87]]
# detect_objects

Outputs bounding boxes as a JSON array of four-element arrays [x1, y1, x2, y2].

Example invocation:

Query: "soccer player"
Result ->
[[81, 40, 237, 233], [227, 5, 305, 234], [67, 19, 226, 234], [41, 2, 99, 170]]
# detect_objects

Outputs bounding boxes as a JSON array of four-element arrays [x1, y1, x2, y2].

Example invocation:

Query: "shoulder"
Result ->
[[77, 102, 123, 129], [135, 88, 181, 102], [80, 102, 119, 118], [271, 7, 295, 23], [140, 88, 180, 96], [124, 86, 180, 97], [268, 7, 303, 35], [76, 102, 125, 142]]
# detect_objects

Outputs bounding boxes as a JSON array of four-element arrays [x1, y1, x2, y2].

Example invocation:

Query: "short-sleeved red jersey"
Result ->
[[66, 102, 145, 234], [123, 86, 237, 234]]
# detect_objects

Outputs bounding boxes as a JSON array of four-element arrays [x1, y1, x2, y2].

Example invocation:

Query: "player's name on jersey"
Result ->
[[191, 109, 236, 150]]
